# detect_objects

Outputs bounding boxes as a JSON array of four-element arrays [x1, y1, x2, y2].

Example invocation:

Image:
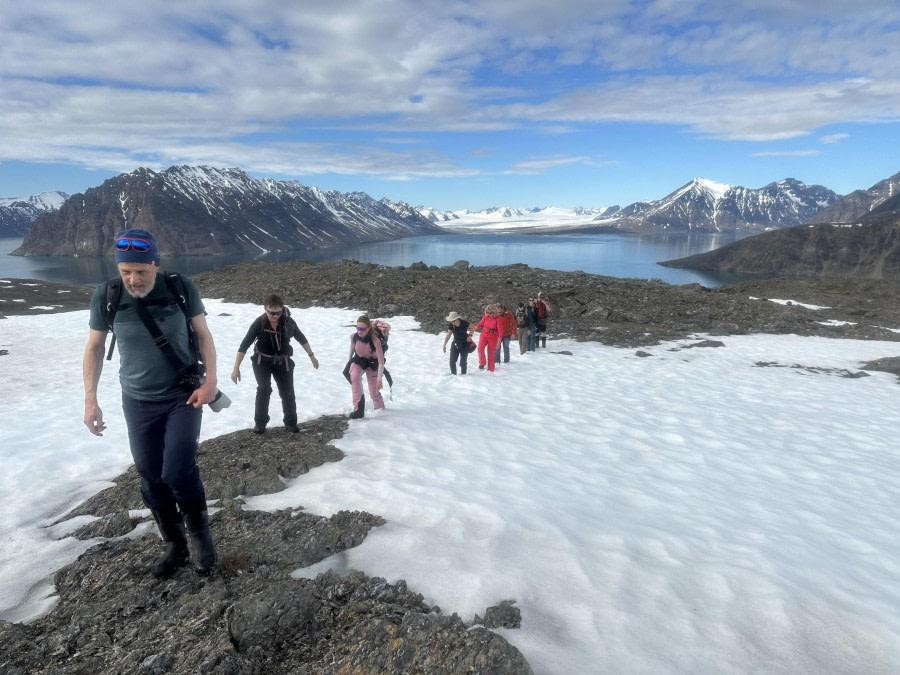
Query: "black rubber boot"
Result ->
[[183, 508, 217, 576], [150, 507, 189, 578], [349, 395, 365, 419]]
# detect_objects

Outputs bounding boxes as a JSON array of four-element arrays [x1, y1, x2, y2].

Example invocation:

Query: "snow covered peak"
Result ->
[[0, 190, 68, 210], [691, 178, 732, 200]]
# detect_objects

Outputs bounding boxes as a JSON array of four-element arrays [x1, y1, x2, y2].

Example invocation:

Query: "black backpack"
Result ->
[[256, 306, 292, 349], [101, 272, 199, 362]]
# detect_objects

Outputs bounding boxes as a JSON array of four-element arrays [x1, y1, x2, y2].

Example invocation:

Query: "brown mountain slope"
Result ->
[[661, 220, 900, 280]]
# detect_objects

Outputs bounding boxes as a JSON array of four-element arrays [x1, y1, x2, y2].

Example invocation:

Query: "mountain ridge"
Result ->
[[0, 191, 68, 237], [13, 166, 442, 257], [419, 177, 840, 234], [661, 175, 900, 280]]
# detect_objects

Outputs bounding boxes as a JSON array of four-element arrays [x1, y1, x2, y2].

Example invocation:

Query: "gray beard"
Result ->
[[126, 276, 156, 299]]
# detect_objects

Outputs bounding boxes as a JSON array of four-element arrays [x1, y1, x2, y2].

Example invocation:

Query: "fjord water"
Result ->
[[0, 232, 750, 287]]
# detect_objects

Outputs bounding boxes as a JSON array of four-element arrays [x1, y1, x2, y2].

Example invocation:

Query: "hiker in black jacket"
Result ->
[[231, 294, 319, 434]]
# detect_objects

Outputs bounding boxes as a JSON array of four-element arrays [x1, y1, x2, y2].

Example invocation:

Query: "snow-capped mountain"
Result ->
[[15, 166, 442, 257], [0, 191, 68, 237], [415, 206, 460, 223], [597, 178, 838, 233], [417, 179, 839, 235], [662, 173, 900, 279], [416, 205, 619, 231], [806, 171, 900, 223]]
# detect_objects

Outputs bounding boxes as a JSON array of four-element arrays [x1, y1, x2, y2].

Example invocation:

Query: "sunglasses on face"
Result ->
[[115, 237, 152, 252], [356, 325, 368, 332], [266, 309, 283, 317]]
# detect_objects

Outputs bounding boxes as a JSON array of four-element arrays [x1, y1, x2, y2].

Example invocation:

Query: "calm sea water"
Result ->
[[0, 232, 754, 288]]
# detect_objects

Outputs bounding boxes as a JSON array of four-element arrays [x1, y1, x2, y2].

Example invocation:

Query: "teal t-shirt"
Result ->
[[89, 273, 206, 401]]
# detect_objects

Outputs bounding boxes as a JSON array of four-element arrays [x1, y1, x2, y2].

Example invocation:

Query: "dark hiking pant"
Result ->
[[494, 336, 511, 363], [252, 357, 297, 427], [449, 342, 469, 374], [122, 394, 206, 513]]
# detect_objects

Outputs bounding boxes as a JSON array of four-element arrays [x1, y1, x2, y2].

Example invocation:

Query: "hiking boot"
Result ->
[[183, 508, 217, 576], [253, 423, 266, 434], [286, 424, 300, 433], [349, 396, 365, 419], [150, 507, 189, 578], [478, 365, 485, 370]]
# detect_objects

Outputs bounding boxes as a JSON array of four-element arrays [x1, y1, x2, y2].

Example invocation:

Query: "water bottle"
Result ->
[[207, 389, 231, 413]]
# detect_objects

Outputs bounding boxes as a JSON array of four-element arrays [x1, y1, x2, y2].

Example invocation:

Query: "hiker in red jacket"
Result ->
[[494, 303, 518, 364], [473, 304, 504, 371]]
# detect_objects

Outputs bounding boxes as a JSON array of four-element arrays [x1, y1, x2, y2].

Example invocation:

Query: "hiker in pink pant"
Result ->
[[347, 315, 385, 419], [473, 304, 504, 371]]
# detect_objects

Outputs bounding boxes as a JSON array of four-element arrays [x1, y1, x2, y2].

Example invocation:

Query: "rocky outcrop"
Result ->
[[0, 416, 532, 674], [661, 219, 900, 280], [12, 166, 442, 257]]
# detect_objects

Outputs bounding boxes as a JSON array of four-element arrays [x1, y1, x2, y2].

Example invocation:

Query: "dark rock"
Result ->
[[861, 356, 900, 376], [184, 260, 900, 349], [679, 340, 726, 349], [5, 412, 532, 674], [480, 600, 522, 629]]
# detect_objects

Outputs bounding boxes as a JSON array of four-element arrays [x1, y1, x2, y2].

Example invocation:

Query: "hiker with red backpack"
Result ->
[[346, 315, 386, 419], [533, 291, 552, 348], [230, 294, 319, 434], [525, 297, 538, 351], [494, 303, 518, 364]]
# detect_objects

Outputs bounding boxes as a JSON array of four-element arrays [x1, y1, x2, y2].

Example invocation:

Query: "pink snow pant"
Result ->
[[349, 363, 385, 410], [478, 332, 500, 371]]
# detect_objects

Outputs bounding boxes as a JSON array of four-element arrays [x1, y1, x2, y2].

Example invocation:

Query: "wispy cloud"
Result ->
[[506, 155, 600, 174], [819, 133, 849, 144], [751, 150, 821, 157]]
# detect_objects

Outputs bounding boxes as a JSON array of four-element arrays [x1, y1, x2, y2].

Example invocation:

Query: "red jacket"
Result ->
[[500, 311, 517, 337], [473, 314, 504, 341]]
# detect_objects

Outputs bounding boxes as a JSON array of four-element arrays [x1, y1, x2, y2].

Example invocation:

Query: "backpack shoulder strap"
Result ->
[[162, 272, 189, 316], [103, 278, 123, 361], [161, 271, 202, 361]]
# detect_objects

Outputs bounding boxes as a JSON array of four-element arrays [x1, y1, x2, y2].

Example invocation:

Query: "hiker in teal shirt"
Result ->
[[82, 229, 219, 578]]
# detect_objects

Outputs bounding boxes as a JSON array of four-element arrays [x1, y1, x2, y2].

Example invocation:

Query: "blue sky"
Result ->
[[0, 1, 898, 210]]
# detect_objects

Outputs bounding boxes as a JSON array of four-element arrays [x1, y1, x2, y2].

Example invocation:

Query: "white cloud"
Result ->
[[506, 155, 598, 174], [819, 133, 849, 144], [0, 1, 898, 179]]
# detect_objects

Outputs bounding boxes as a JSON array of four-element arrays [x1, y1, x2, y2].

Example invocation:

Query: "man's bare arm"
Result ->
[[83, 329, 108, 435]]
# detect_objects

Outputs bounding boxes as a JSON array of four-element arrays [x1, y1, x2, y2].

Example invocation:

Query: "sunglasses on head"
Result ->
[[115, 237, 152, 252], [266, 309, 283, 317]]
